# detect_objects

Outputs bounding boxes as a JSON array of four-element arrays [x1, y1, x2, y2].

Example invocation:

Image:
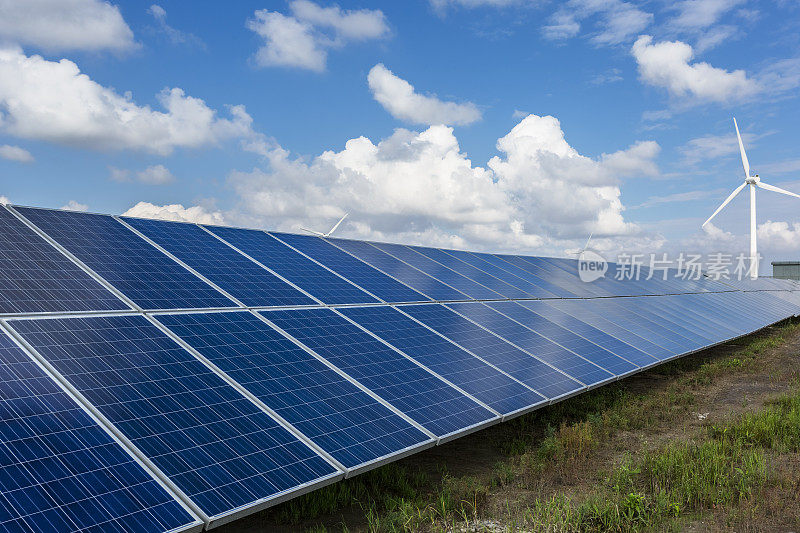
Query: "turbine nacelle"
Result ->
[[745, 174, 760, 185]]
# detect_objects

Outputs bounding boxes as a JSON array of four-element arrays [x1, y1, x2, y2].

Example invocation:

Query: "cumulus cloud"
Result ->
[[123, 201, 225, 225], [0, 144, 34, 163], [147, 4, 204, 47], [0, 0, 136, 53], [632, 35, 759, 103], [367, 64, 481, 126], [0, 195, 9, 205], [543, 0, 652, 46], [231, 114, 660, 253], [758, 221, 800, 250], [0, 48, 253, 155], [110, 164, 175, 185], [247, 1, 388, 72], [60, 200, 88, 212]]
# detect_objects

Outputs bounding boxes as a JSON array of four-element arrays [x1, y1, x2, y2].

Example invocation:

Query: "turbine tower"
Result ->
[[702, 118, 800, 279]]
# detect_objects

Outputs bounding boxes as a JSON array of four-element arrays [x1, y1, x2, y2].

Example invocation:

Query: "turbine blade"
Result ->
[[583, 232, 593, 252], [326, 212, 348, 237], [702, 182, 746, 227], [757, 181, 800, 199], [733, 117, 750, 179], [300, 227, 325, 237]]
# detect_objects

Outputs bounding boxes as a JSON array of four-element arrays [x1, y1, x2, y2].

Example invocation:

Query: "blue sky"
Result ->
[[1, 0, 799, 270]]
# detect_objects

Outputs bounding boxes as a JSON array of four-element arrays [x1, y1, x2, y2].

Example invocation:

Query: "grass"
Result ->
[[254, 318, 800, 532]]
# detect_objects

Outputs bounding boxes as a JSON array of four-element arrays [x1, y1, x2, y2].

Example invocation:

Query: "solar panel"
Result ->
[[410, 246, 532, 299], [486, 302, 638, 376], [477, 253, 578, 298], [517, 301, 658, 368], [8, 315, 340, 524], [399, 303, 583, 400], [15, 208, 235, 311], [327, 238, 469, 301], [543, 299, 676, 361], [370, 242, 504, 300], [122, 217, 315, 308], [441, 249, 559, 299], [155, 311, 432, 470], [270, 233, 428, 303], [444, 301, 609, 387], [0, 327, 201, 533], [262, 307, 497, 439], [339, 306, 546, 417], [0, 207, 129, 315], [497, 255, 598, 298], [204, 226, 377, 305]]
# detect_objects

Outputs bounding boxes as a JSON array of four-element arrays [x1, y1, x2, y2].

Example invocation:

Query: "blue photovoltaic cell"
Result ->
[[442, 249, 559, 299], [205, 226, 377, 305], [444, 302, 601, 389], [156, 311, 430, 469], [271, 233, 428, 303], [122, 217, 314, 308], [16, 207, 235, 311], [370, 242, 504, 300], [339, 306, 545, 416], [262, 308, 497, 438], [543, 299, 675, 361], [0, 329, 198, 533], [486, 302, 638, 376], [519, 301, 658, 368], [400, 304, 581, 399], [10, 315, 338, 521], [327, 238, 469, 301], [0, 207, 128, 315], [497, 255, 596, 298], [487, 254, 578, 298], [410, 247, 532, 299]]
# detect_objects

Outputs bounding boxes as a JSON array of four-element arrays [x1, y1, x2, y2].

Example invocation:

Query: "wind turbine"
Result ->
[[566, 232, 593, 258], [301, 213, 349, 237], [702, 118, 800, 279]]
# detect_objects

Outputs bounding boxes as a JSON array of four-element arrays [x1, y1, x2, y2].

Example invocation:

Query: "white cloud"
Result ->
[[758, 221, 800, 250], [367, 64, 481, 126], [0, 195, 9, 205], [231, 114, 660, 253], [123, 201, 225, 225], [147, 4, 203, 47], [430, 0, 523, 11], [543, 0, 652, 46], [110, 164, 175, 185], [60, 200, 88, 212], [669, 0, 745, 32], [0, 144, 33, 162], [631, 35, 759, 103], [634, 189, 723, 209], [679, 130, 763, 164], [247, 1, 388, 72], [0, 0, 136, 53], [0, 47, 253, 155]]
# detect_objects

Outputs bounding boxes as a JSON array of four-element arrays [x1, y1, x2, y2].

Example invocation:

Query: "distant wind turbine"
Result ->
[[702, 118, 800, 279], [301, 213, 349, 237], [566, 232, 593, 257]]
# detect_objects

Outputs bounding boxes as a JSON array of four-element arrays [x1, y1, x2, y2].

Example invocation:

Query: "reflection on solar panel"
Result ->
[[272, 233, 428, 303], [205, 226, 377, 305], [262, 307, 497, 439], [410, 246, 532, 299], [327, 238, 469, 301], [4, 203, 800, 530], [339, 305, 546, 417], [0, 328, 200, 533], [15, 208, 235, 311], [9, 315, 339, 524], [155, 311, 432, 470], [122, 217, 314, 307], [370, 242, 504, 300], [0, 207, 128, 315], [400, 303, 583, 400], [445, 301, 610, 387]]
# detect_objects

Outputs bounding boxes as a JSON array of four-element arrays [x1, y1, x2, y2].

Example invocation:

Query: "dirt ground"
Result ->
[[221, 322, 800, 532]]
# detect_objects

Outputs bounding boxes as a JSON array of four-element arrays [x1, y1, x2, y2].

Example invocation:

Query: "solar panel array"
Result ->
[[2, 203, 799, 531]]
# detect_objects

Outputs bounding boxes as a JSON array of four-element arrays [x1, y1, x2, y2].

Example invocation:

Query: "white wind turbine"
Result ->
[[702, 118, 800, 279], [301, 213, 349, 237], [566, 232, 593, 258]]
